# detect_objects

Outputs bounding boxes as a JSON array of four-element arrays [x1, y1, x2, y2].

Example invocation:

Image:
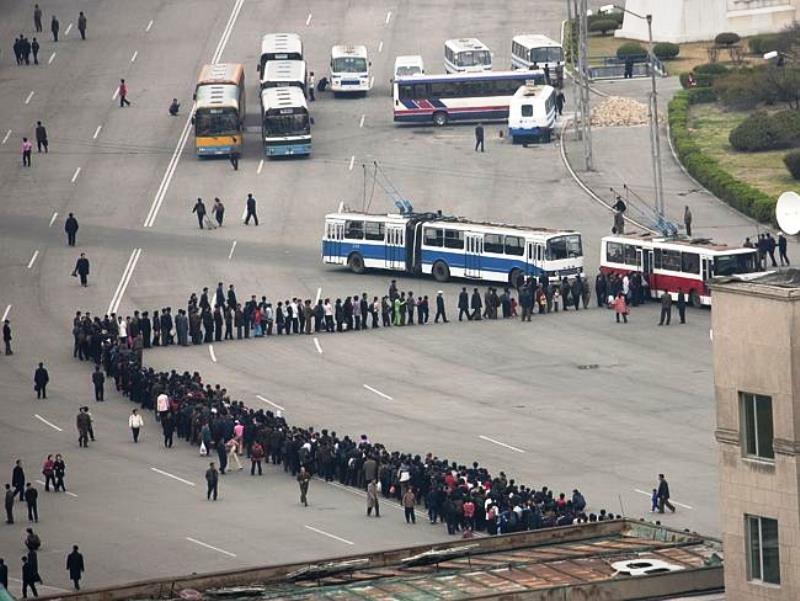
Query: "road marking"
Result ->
[[363, 384, 393, 400], [313, 337, 323, 354], [71, 166, 82, 183], [93, 125, 102, 139], [306, 13, 312, 26], [228, 240, 237, 260], [131, 50, 139, 63], [256, 158, 264, 175], [1, 129, 10, 144], [378, 41, 383, 53], [107, 248, 142, 314], [241, 203, 248, 220], [348, 155, 355, 171], [151, 467, 196, 487], [369, 76, 374, 89], [36, 481, 79, 498], [65, 23, 73, 35], [634, 489, 693, 510], [145, 19, 154, 32], [34, 414, 62, 432], [256, 395, 284, 412], [185, 537, 237, 558], [305, 525, 354, 545], [25, 91, 34, 104], [9, 578, 69, 593], [27, 250, 39, 269], [209, 344, 217, 363], [49, 211, 58, 227], [315, 287, 322, 303], [385, 10, 392, 24], [359, 114, 365, 128], [112, 86, 119, 100], [479, 435, 525, 454], [2, 305, 11, 321], [144, 0, 243, 228], [48, 52, 56, 64]]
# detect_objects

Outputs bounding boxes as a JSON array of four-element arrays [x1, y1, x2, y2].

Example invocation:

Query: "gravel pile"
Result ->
[[591, 96, 650, 127]]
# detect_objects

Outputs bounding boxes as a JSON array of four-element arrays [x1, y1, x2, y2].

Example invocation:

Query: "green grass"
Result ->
[[687, 103, 795, 198]]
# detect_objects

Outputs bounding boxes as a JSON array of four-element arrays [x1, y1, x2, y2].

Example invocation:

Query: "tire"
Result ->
[[690, 290, 702, 308], [509, 268, 522, 288], [348, 253, 365, 274], [432, 111, 448, 127], [432, 261, 450, 283]]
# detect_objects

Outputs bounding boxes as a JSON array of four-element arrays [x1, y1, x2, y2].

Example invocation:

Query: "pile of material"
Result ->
[[591, 96, 650, 127]]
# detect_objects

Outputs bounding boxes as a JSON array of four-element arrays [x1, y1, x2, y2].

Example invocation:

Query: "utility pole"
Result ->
[[577, 0, 593, 170], [646, 14, 665, 220]]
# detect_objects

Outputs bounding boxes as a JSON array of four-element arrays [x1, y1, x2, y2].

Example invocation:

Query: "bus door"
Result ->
[[701, 256, 713, 294], [639, 247, 654, 297], [385, 224, 405, 270], [465, 233, 483, 278], [326, 221, 344, 263]]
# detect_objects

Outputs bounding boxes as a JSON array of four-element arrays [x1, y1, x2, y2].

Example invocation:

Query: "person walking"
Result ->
[[205, 462, 218, 501], [31, 38, 40, 65], [402, 487, 417, 524], [76, 409, 91, 448], [34, 4, 43, 32], [434, 291, 448, 323], [658, 291, 672, 326], [77, 12, 87, 40], [118, 79, 131, 107], [64, 213, 79, 246], [367, 479, 380, 517], [21, 138, 33, 167], [657, 473, 675, 513], [91, 365, 104, 401], [24, 484, 38, 523], [458, 287, 470, 321], [307, 71, 316, 101], [677, 289, 687, 324], [34, 122, 48, 153], [297, 466, 310, 506], [33, 363, 49, 399], [192, 198, 207, 229], [212, 198, 225, 227], [3, 320, 12, 356], [66, 545, 84, 590], [53, 455, 66, 492], [778, 233, 790, 266], [128, 409, 144, 443], [21, 555, 38, 598], [72, 253, 90, 287], [229, 141, 240, 171], [683, 205, 693, 237], [4, 484, 14, 524], [244, 193, 258, 225], [51, 15, 59, 42], [474, 123, 485, 152], [12, 461, 25, 501], [555, 90, 565, 116]]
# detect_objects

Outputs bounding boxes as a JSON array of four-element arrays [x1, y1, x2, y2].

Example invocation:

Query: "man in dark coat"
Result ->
[[658, 291, 672, 326], [0, 557, 7, 590], [470, 288, 482, 321], [35, 121, 48, 153], [12, 460, 25, 501], [72, 253, 90, 287], [657, 473, 675, 513], [4, 484, 14, 524], [21, 555, 38, 598], [192, 198, 206, 229], [434, 291, 448, 323], [2, 319, 11, 356], [92, 365, 105, 401], [34, 363, 49, 399], [458, 287, 470, 321], [64, 213, 78, 246], [66, 545, 84, 590], [677, 289, 687, 324], [24, 483, 38, 522]]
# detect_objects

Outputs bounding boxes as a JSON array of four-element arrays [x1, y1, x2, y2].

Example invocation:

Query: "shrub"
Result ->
[[784, 150, 800, 180], [616, 42, 647, 60], [714, 70, 764, 110], [729, 112, 785, 151], [748, 33, 788, 55], [715, 32, 741, 46], [589, 18, 619, 35], [653, 42, 680, 60], [687, 87, 717, 104], [771, 110, 800, 141], [695, 63, 730, 75]]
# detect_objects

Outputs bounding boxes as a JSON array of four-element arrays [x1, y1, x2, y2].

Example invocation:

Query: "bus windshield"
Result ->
[[333, 57, 367, 73], [396, 65, 422, 77], [547, 234, 582, 260], [531, 47, 563, 64], [195, 109, 239, 136], [458, 50, 491, 67], [714, 252, 758, 276], [264, 113, 309, 136]]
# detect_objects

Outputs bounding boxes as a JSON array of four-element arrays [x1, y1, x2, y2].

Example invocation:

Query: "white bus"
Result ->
[[511, 35, 563, 70], [258, 33, 303, 76], [444, 38, 492, 73], [508, 84, 557, 143], [260, 59, 307, 95], [394, 55, 425, 79], [330, 45, 371, 95], [260, 87, 311, 157]]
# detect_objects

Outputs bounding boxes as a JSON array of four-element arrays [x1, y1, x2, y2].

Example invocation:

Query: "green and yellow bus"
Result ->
[[193, 63, 245, 157]]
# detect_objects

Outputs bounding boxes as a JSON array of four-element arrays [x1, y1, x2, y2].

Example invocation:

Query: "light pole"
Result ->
[[569, 0, 593, 171]]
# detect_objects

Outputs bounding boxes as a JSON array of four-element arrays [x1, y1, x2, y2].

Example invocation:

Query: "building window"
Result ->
[[746, 515, 780, 585], [740, 392, 774, 460]]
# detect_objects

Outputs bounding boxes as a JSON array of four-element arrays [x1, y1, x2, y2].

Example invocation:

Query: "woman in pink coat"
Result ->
[[613, 292, 628, 324]]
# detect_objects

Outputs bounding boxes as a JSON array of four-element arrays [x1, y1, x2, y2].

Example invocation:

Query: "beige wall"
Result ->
[[712, 282, 800, 600]]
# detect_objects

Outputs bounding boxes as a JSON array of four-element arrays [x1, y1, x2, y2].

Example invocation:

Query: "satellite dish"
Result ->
[[776, 191, 800, 235]]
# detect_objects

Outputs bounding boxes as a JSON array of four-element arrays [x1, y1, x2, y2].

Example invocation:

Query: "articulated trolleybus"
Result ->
[[600, 233, 763, 306], [322, 211, 583, 285]]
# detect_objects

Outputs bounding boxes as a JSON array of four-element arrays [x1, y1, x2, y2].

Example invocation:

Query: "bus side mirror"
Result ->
[[191, 115, 195, 125], [192, 92, 197, 101], [310, 117, 315, 125]]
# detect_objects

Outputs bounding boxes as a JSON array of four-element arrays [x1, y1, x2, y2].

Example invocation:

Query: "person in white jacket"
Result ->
[[129, 409, 144, 443]]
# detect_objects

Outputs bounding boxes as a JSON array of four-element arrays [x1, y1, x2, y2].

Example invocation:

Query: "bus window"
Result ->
[[424, 228, 444, 246], [484, 234, 503, 254], [548, 234, 582, 260], [195, 109, 239, 136], [521, 104, 533, 117], [715, 253, 757, 276], [364, 221, 385, 241], [504, 235, 524, 256], [624, 244, 638, 265], [654, 248, 662, 268], [345, 221, 364, 239], [444, 229, 464, 249], [661, 249, 681, 271], [607, 242, 624, 264], [681, 252, 700, 274]]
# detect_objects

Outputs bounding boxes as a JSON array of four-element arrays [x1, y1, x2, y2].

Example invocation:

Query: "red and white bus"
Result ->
[[600, 234, 763, 306]]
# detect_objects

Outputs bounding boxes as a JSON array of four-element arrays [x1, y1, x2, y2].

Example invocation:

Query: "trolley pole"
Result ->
[[577, 0, 594, 171]]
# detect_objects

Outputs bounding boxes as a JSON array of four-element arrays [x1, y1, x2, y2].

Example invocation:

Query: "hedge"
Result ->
[[715, 32, 741, 46], [668, 90, 776, 223], [653, 42, 680, 60], [687, 87, 717, 104], [748, 33, 788, 55], [589, 18, 618, 35], [784, 150, 800, 179], [616, 42, 647, 60]]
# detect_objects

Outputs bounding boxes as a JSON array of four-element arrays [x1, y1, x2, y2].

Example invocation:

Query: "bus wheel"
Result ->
[[509, 268, 522, 288], [690, 290, 702, 308], [432, 261, 450, 283], [348, 253, 365, 274], [432, 112, 448, 127]]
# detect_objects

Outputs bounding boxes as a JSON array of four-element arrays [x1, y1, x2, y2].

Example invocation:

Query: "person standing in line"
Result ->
[[677, 289, 687, 324], [64, 213, 78, 246], [76, 409, 91, 448], [3, 320, 12, 356], [402, 487, 417, 524], [21, 137, 33, 167], [31, 38, 40, 65], [4, 484, 14, 524], [128, 409, 144, 443], [474, 123, 484, 152], [778, 232, 790, 266], [192, 198, 206, 229], [367, 479, 380, 517], [33, 363, 49, 399], [250, 441, 264, 476], [34, 4, 43, 32], [72, 253, 90, 287], [657, 473, 676, 513], [307, 71, 316, 101], [118, 79, 130, 107], [297, 466, 310, 507], [434, 291, 448, 323], [683, 205, 693, 237], [91, 365, 104, 401], [34, 122, 47, 153], [205, 462, 218, 501], [12, 461, 25, 501], [212, 197, 225, 227], [77, 12, 87, 40], [658, 291, 672, 326], [21, 555, 38, 598], [244, 193, 258, 225], [66, 545, 84, 590], [24, 484, 38, 523], [51, 15, 59, 42]]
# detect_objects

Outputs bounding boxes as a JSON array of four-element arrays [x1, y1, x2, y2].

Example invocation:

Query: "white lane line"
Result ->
[[306, 13, 312, 26], [378, 41, 383, 53], [151, 467, 196, 487], [313, 337, 323, 354], [363, 384, 393, 400], [385, 10, 392, 24], [2, 305, 11, 321], [107, 248, 142, 315], [145, 19, 154, 32], [634, 488, 693, 510], [348, 155, 355, 171], [25, 91, 35, 104], [257, 158, 264, 174], [359, 114, 365, 128], [1, 129, 11, 144], [131, 50, 138, 63], [185, 537, 237, 558], [241, 203, 248, 220], [256, 395, 285, 412], [209, 344, 217, 363], [315, 287, 322, 303], [48, 52, 56, 64], [93, 125, 102, 139], [49, 211, 58, 227], [71, 166, 82, 183], [369, 76, 375, 89], [228, 240, 237, 260], [112, 87, 119, 100], [210, 0, 244, 64], [304, 525, 354, 546], [27, 250, 39, 269], [65, 491, 78, 498], [479, 435, 525, 454], [65, 23, 73, 35], [34, 414, 62, 432]]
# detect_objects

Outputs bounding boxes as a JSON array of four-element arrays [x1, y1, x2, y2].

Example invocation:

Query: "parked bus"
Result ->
[[600, 233, 763, 306], [511, 35, 563, 70], [322, 211, 583, 284], [330, 45, 371, 94], [260, 87, 311, 157], [258, 33, 303, 76], [193, 63, 245, 157], [393, 69, 545, 126], [444, 38, 492, 73], [260, 59, 307, 95], [508, 84, 556, 143], [393, 55, 425, 79]]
